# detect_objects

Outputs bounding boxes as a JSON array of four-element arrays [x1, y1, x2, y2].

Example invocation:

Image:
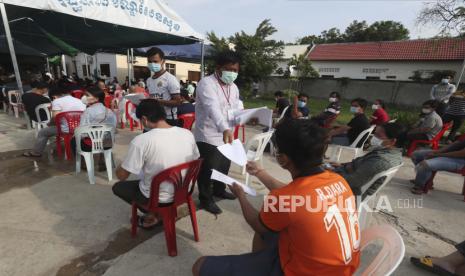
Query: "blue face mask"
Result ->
[[298, 101, 306, 108], [350, 106, 359, 114], [220, 71, 238, 84], [148, 62, 162, 73]]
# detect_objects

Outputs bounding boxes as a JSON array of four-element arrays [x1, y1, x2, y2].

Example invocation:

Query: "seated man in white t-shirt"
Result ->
[[113, 99, 200, 229], [23, 88, 86, 157]]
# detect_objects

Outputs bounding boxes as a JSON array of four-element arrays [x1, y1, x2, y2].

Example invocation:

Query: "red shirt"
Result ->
[[371, 108, 390, 125]]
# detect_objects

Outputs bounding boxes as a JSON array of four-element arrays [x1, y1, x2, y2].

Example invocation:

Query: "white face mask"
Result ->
[[329, 97, 337, 103], [372, 104, 379, 110], [441, 78, 449, 84], [370, 136, 384, 147], [422, 108, 432, 114], [81, 95, 88, 105]]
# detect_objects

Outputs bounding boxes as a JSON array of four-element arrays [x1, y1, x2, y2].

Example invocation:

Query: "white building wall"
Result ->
[[311, 60, 464, 82]]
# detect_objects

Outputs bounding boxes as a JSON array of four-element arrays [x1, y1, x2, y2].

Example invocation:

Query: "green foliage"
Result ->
[[288, 54, 319, 79], [410, 70, 457, 83], [206, 19, 284, 89], [297, 20, 409, 44]]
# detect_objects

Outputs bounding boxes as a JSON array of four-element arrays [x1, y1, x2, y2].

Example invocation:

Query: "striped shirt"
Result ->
[[446, 95, 465, 116]]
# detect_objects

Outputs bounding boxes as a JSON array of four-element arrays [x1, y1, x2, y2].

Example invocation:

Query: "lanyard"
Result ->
[[216, 73, 231, 106]]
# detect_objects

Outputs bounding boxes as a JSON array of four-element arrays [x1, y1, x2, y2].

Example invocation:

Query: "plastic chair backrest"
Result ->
[[178, 113, 195, 130], [34, 103, 51, 124], [245, 131, 274, 162], [356, 225, 405, 276], [74, 124, 115, 153], [71, 90, 84, 99], [276, 106, 289, 123], [8, 90, 20, 105], [147, 159, 203, 210], [432, 122, 452, 142], [349, 126, 376, 148], [55, 111, 83, 135], [104, 95, 113, 108]]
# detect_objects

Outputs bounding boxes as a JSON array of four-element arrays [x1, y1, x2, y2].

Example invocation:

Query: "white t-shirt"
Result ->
[[146, 71, 180, 119], [121, 127, 200, 203], [52, 95, 86, 132]]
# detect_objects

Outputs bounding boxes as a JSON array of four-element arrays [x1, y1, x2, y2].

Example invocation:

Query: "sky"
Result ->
[[165, 0, 441, 43]]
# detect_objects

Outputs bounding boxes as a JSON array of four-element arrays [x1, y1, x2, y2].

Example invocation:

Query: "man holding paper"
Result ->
[[194, 51, 242, 214]]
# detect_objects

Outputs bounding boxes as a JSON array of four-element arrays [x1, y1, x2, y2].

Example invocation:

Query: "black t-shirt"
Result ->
[[177, 102, 196, 116], [276, 98, 290, 115], [21, 93, 51, 122], [347, 113, 370, 145]]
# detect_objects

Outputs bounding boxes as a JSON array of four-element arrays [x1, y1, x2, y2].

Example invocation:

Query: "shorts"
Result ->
[[199, 231, 283, 276]]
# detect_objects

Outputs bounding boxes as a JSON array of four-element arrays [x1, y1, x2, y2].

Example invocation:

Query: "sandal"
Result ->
[[411, 187, 424, 195], [137, 215, 162, 230], [410, 256, 457, 276], [22, 151, 42, 158]]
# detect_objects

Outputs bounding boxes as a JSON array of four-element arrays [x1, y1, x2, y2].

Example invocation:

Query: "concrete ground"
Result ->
[[0, 112, 464, 276]]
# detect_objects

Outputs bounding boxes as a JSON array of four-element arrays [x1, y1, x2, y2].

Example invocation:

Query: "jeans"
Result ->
[[32, 126, 57, 154], [197, 142, 231, 204], [413, 151, 465, 189]]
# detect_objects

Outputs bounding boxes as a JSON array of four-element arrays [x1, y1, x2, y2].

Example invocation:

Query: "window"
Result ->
[[99, 63, 110, 78], [188, 71, 201, 82], [319, 68, 340, 73], [166, 63, 176, 75], [82, 65, 90, 77], [386, 76, 397, 79], [366, 76, 380, 80], [362, 68, 389, 74]]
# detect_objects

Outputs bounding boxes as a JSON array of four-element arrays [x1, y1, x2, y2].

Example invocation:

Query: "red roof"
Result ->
[[308, 38, 465, 61]]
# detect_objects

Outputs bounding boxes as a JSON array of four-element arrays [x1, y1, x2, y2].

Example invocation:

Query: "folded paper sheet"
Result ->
[[124, 93, 147, 106], [211, 169, 257, 196], [217, 139, 248, 166]]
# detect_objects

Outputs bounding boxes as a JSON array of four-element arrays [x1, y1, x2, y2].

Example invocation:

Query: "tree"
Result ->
[[207, 19, 284, 90], [320, 28, 344, 43], [344, 20, 369, 42], [418, 0, 465, 35], [366, 21, 409, 41], [287, 54, 319, 91]]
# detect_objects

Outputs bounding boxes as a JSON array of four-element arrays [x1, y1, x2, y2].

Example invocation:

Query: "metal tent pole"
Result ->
[[61, 55, 67, 76], [127, 49, 130, 86], [46, 57, 50, 72], [84, 54, 89, 77], [130, 48, 134, 82], [200, 41, 205, 78], [0, 2, 23, 94], [457, 57, 465, 88]]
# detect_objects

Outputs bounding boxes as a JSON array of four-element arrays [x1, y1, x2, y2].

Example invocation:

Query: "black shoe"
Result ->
[[200, 201, 222, 215], [214, 191, 237, 200]]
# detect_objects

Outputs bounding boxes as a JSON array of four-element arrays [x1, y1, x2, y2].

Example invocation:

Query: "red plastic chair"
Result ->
[[424, 167, 465, 201], [234, 125, 245, 143], [131, 159, 203, 256], [71, 90, 84, 99], [178, 113, 195, 130], [55, 111, 83, 160], [407, 122, 452, 157], [104, 95, 113, 108], [125, 101, 143, 131]]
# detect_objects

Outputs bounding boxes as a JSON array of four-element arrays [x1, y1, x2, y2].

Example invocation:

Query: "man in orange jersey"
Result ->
[[192, 119, 360, 276]]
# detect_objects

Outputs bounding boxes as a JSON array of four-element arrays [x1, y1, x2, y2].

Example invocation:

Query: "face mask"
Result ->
[[441, 79, 449, 84], [298, 101, 306, 108], [422, 108, 432, 114], [148, 62, 162, 73], [220, 71, 238, 84], [329, 97, 337, 103], [350, 106, 359, 114], [370, 136, 384, 147], [372, 104, 379, 110], [81, 95, 88, 105]]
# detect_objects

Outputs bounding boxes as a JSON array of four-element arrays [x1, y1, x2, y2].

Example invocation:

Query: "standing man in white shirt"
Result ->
[[194, 51, 242, 214], [431, 75, 457, 117], [145, 47, 182, 126]]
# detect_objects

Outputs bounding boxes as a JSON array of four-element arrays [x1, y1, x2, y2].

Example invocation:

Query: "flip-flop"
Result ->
[[137, 215, 162, 230], [410, 256, 457, 276], [22, 151, 42, 158], [411, 187, 424, 195]]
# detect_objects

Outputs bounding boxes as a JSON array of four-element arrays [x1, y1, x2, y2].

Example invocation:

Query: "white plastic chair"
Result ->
[[242, 131, 274, 186], [355, 224, 405, 276], [2, 88, 8, 113], [32, 103, 52, 137], [7, 90, 21, 118], [330, 126, 376, 162], [357, 163, 403, 230], [74, 124, 115, 185]]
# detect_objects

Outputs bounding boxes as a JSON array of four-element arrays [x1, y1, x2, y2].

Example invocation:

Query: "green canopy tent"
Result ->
[[0, 0, 203, 92]]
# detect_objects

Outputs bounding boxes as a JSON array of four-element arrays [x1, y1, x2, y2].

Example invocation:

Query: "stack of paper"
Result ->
[[217, 139, 248, 166], [234, 107, 273, 128], [211, 169, 257, 196], [124, 93, 147, 105]]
